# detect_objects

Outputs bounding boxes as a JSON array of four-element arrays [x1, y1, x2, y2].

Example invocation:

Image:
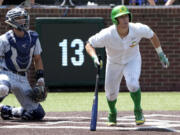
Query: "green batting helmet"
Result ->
[[111, 5, 132, 25]]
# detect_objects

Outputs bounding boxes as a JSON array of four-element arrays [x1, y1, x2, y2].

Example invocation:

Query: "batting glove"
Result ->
[[92, 55, 103, 69], [158, 52, 169, 68]]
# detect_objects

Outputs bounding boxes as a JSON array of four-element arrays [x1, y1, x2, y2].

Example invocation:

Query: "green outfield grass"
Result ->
[[2, 92, 180, 112]]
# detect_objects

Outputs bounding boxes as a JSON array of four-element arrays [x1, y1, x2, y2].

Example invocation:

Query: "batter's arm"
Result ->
[[150, 33, 161, 48], [85, 42, 103, 68], [150, 33, 169, 68], [85, 42, 97, 58]]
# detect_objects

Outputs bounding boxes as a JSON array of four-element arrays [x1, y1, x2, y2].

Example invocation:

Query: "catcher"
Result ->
[[0, 7, 47, 120]]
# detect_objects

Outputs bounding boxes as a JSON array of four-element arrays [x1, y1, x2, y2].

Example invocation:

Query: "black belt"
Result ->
[[3, 68, 26, 76]]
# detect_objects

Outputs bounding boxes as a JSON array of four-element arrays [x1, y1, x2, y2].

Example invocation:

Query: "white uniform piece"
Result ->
[[88, 23, 154, 101], [0, 30, 42, 111]]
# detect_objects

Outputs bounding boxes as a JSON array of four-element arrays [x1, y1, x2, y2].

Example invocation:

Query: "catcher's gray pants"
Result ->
[[0, 70, 39, 111]]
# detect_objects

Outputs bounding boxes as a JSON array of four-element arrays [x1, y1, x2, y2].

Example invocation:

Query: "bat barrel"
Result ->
[[90, 92, 98, 131], [90, 55, 101, 131]]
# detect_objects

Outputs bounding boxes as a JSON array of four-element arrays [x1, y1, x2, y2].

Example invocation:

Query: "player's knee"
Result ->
[[126, 80, 139, 92], [106, 92, 118, 101], [0, 85, 9, 97], [0, 80, 11, 98]]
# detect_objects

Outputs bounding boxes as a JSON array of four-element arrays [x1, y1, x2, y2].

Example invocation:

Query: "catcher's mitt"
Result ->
[[28, 85, 47, 103]]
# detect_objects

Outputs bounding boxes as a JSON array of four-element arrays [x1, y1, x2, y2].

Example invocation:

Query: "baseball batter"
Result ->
[[86, 5, 169, 126], [0, 7, 46, 120]]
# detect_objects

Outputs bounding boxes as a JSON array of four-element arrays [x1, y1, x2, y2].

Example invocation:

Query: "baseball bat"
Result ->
[[90, 55, 101, 131]]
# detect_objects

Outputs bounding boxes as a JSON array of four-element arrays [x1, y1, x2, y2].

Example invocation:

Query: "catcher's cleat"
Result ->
[[134, 109, 145, 125], [1, 105, 13, 120], [107, 112, 117, 126]]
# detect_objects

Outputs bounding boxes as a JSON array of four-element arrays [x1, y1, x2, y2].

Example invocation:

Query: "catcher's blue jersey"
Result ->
[[4, 30, 38, 72]]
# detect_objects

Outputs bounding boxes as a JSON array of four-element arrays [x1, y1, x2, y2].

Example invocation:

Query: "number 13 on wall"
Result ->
[[59, 39, 85, 66]]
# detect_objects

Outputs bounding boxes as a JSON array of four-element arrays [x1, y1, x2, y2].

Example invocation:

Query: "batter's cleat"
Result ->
[[1, 105, 13, 120], [107, 112, 117, 126], [107, 121, 117, 126], [134, 109, 145, 125]]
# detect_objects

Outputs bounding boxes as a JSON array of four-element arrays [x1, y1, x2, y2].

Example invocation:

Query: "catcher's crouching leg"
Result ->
[[22, 104, 45, 120], [0, 80, 11, 102]]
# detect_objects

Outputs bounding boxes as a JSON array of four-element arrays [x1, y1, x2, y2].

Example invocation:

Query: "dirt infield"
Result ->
[[0, 111, 180, 135]]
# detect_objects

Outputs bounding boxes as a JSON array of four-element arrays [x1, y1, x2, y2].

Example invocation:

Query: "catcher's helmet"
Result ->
[[111, 5, 132, 25], [5, 7, 30, 31]]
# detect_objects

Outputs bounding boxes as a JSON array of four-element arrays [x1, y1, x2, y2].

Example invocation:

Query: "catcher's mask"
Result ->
[[5, 7, 30, 31]]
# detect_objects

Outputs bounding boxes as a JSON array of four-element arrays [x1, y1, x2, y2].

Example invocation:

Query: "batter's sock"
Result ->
[[107, 98, 117, 114], [130, 88, 142, 111]]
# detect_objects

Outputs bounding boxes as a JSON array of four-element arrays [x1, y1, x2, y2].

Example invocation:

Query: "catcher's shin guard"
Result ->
[[21, 110, 34, 120], [22, 104, 45, 120]]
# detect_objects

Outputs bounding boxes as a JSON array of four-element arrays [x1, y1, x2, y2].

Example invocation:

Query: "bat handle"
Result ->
[[97, 55, 102, 74]]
